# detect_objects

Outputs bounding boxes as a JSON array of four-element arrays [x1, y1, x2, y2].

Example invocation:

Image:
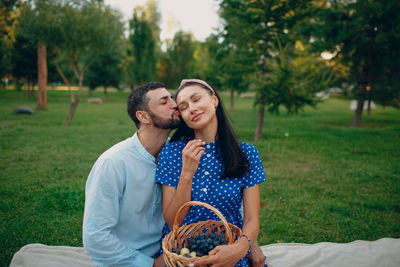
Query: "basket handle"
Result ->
[[172, 201, 234, 244]]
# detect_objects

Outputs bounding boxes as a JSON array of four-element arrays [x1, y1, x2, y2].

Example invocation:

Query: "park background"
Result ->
[[1, 0, 399, 266]]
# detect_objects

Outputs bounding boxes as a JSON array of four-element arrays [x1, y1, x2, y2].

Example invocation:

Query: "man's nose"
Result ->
[[171, 101, 177, 109], [169, 98, 177, 109]]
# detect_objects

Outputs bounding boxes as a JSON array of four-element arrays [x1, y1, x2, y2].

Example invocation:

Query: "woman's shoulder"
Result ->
[[238, 142, 260, 156], [239, 141, 257, 151]]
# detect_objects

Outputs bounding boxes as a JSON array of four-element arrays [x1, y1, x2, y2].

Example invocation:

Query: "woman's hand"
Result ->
[[192, 243, 247, 267], [248, 241, 266, 267], [181, 140, 205, 180]]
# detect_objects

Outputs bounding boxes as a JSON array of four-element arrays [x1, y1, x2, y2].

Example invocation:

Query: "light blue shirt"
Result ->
[[83, 132, 165, 267]]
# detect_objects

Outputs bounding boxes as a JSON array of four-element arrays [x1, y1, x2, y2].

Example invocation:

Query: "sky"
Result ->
[[104, 0, 221, 41]]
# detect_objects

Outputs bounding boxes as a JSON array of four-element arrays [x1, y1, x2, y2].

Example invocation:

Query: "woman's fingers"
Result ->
[[184, 140, 205, 152], [183, 140, 205, 159]]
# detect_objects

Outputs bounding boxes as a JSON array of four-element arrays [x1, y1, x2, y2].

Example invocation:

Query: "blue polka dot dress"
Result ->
[[156, 139, 266, 266]]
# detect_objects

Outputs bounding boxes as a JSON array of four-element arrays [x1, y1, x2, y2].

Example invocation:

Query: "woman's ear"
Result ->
[[136, 110, 151, 125], [212, 94, 219, 108]]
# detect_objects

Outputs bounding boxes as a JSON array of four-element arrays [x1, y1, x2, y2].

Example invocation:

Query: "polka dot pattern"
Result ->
[[156, 139, 266, 266]]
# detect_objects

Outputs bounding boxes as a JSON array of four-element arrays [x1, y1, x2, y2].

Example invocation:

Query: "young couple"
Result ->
[[83, 80, 267, 267]]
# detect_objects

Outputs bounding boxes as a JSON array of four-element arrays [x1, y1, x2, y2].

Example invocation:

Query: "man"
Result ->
[[83, 81, 266, 267], [83, 82, 180, 267]]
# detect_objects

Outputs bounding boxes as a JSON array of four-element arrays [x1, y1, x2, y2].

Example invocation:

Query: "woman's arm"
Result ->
[[162, 140, 205, 229], [193, 185, 260, 267], [241, 184, 260, 248]]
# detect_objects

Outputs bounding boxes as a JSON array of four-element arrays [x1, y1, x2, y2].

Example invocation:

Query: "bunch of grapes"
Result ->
[[185, 232, 228, 257]]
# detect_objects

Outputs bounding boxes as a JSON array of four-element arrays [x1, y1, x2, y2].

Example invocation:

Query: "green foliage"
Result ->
[[0, 36, 13, 86], [128, 7, 158, 86], [308, 0, 400, 108], [55, 1, 124, 73], [258, 38, 334, 114], [158, 31, 195, 88], [219, 0, 330, 115], [17, 0, 60, 46], [11, 34, 37, 84], [0, 90, 399, 266], [85, 50, 122, 91]]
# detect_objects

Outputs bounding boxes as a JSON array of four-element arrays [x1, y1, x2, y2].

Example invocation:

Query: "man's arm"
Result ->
[[83, 158, 155, 267]]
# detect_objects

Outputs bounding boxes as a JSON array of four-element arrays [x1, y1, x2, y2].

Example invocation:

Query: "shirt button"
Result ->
[[204, 171, 210, 175], [206, 154, 211, 157], [206, 144, 211, 149]]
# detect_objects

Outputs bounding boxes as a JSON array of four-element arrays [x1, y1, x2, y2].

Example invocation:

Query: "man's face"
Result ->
[[145, 88, 181, 129]]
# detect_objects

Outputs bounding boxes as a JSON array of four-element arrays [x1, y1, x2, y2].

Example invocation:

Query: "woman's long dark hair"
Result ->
[[171, 81, 250, 178]]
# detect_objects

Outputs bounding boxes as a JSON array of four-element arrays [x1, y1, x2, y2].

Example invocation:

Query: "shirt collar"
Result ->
[[132, 132, 156, 163]]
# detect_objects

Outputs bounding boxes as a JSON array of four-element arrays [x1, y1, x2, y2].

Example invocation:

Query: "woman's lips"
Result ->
[[191, 112, 203, 122]]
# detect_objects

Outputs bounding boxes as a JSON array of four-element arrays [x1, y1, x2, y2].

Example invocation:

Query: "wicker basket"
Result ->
[[162, 201, 242, 267]]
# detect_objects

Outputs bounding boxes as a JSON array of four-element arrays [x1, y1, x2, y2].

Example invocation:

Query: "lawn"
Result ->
[[1, 89, 399, 266]]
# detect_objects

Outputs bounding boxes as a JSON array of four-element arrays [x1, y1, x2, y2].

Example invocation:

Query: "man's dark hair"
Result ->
[[127, 81, 165, 128], [171, 81, 250, 179]]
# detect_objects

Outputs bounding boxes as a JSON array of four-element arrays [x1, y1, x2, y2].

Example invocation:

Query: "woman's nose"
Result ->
[[189, 103, 197, 113]]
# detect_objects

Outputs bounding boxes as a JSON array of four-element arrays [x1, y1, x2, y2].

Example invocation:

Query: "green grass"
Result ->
[[1, 89, 399, 266]]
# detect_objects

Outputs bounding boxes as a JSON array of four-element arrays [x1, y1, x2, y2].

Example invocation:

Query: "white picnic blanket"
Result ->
[[10, 238, 400, 267], [261, 238, 400, 267]]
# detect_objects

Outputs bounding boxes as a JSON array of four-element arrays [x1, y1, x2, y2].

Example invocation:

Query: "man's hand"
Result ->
[[248, 241, 266, 267], [153, 254, 165, 267]]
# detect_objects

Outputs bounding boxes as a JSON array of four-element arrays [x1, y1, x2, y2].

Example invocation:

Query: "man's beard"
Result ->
[[148, 110, 180, 129]]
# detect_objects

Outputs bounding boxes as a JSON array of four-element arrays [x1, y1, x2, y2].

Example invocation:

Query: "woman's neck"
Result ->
[[194, 116, 218, 143]]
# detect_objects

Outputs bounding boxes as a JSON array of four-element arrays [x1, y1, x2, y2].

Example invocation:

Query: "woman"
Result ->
[[155, 79, 266, 267]]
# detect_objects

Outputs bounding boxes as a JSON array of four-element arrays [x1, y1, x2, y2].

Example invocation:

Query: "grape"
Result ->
[[185, 232, 228, 256]]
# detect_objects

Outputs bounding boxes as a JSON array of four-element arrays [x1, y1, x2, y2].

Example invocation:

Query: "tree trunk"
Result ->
[[367, 99, 371, 115], [351, 84, 366, 127], [24, 77, 28, 97], [230, 89, 234, 113], [254, 28, 269, 142], [65, 68, 84, 126], [64, 100, 79, 126], [30, 81, 34, 98], [254, 93, 265, 142], [103, 86, 108, 101], [36, 42, 47, 109], [89, 89, 93, 97]]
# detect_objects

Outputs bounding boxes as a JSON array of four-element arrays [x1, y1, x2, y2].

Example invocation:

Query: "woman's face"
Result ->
[[176, 85, 219, 130]]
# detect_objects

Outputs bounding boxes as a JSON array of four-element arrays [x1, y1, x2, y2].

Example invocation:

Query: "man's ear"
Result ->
[[136, 110, 151, 125]]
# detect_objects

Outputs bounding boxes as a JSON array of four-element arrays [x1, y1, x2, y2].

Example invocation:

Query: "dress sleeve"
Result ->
[[155, 145, 179, 188], [241, 143, 266, 189]]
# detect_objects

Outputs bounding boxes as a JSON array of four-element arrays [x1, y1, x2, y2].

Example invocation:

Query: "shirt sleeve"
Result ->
[[241, 143, 266, 189], [83, 158, 154, 267], [155, 145, 179, 188]]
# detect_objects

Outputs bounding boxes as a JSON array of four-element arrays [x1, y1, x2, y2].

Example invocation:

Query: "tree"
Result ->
[[219, 0, 316, 141], [215, 40, 255, 113], [158, 31, 194, 89], [308, 0, 400, 126], [85, 49, 123, 100], [53, 0, 124, 125], [11, 34, 37, 96], [127, 7, 157, 87], [261, 38, 333, 114], [17, 0, 59, 109], [0, 0, 19, 88]]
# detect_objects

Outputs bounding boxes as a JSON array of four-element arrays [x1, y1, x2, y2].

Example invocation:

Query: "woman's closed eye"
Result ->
[[178, 103, 188, 111]]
